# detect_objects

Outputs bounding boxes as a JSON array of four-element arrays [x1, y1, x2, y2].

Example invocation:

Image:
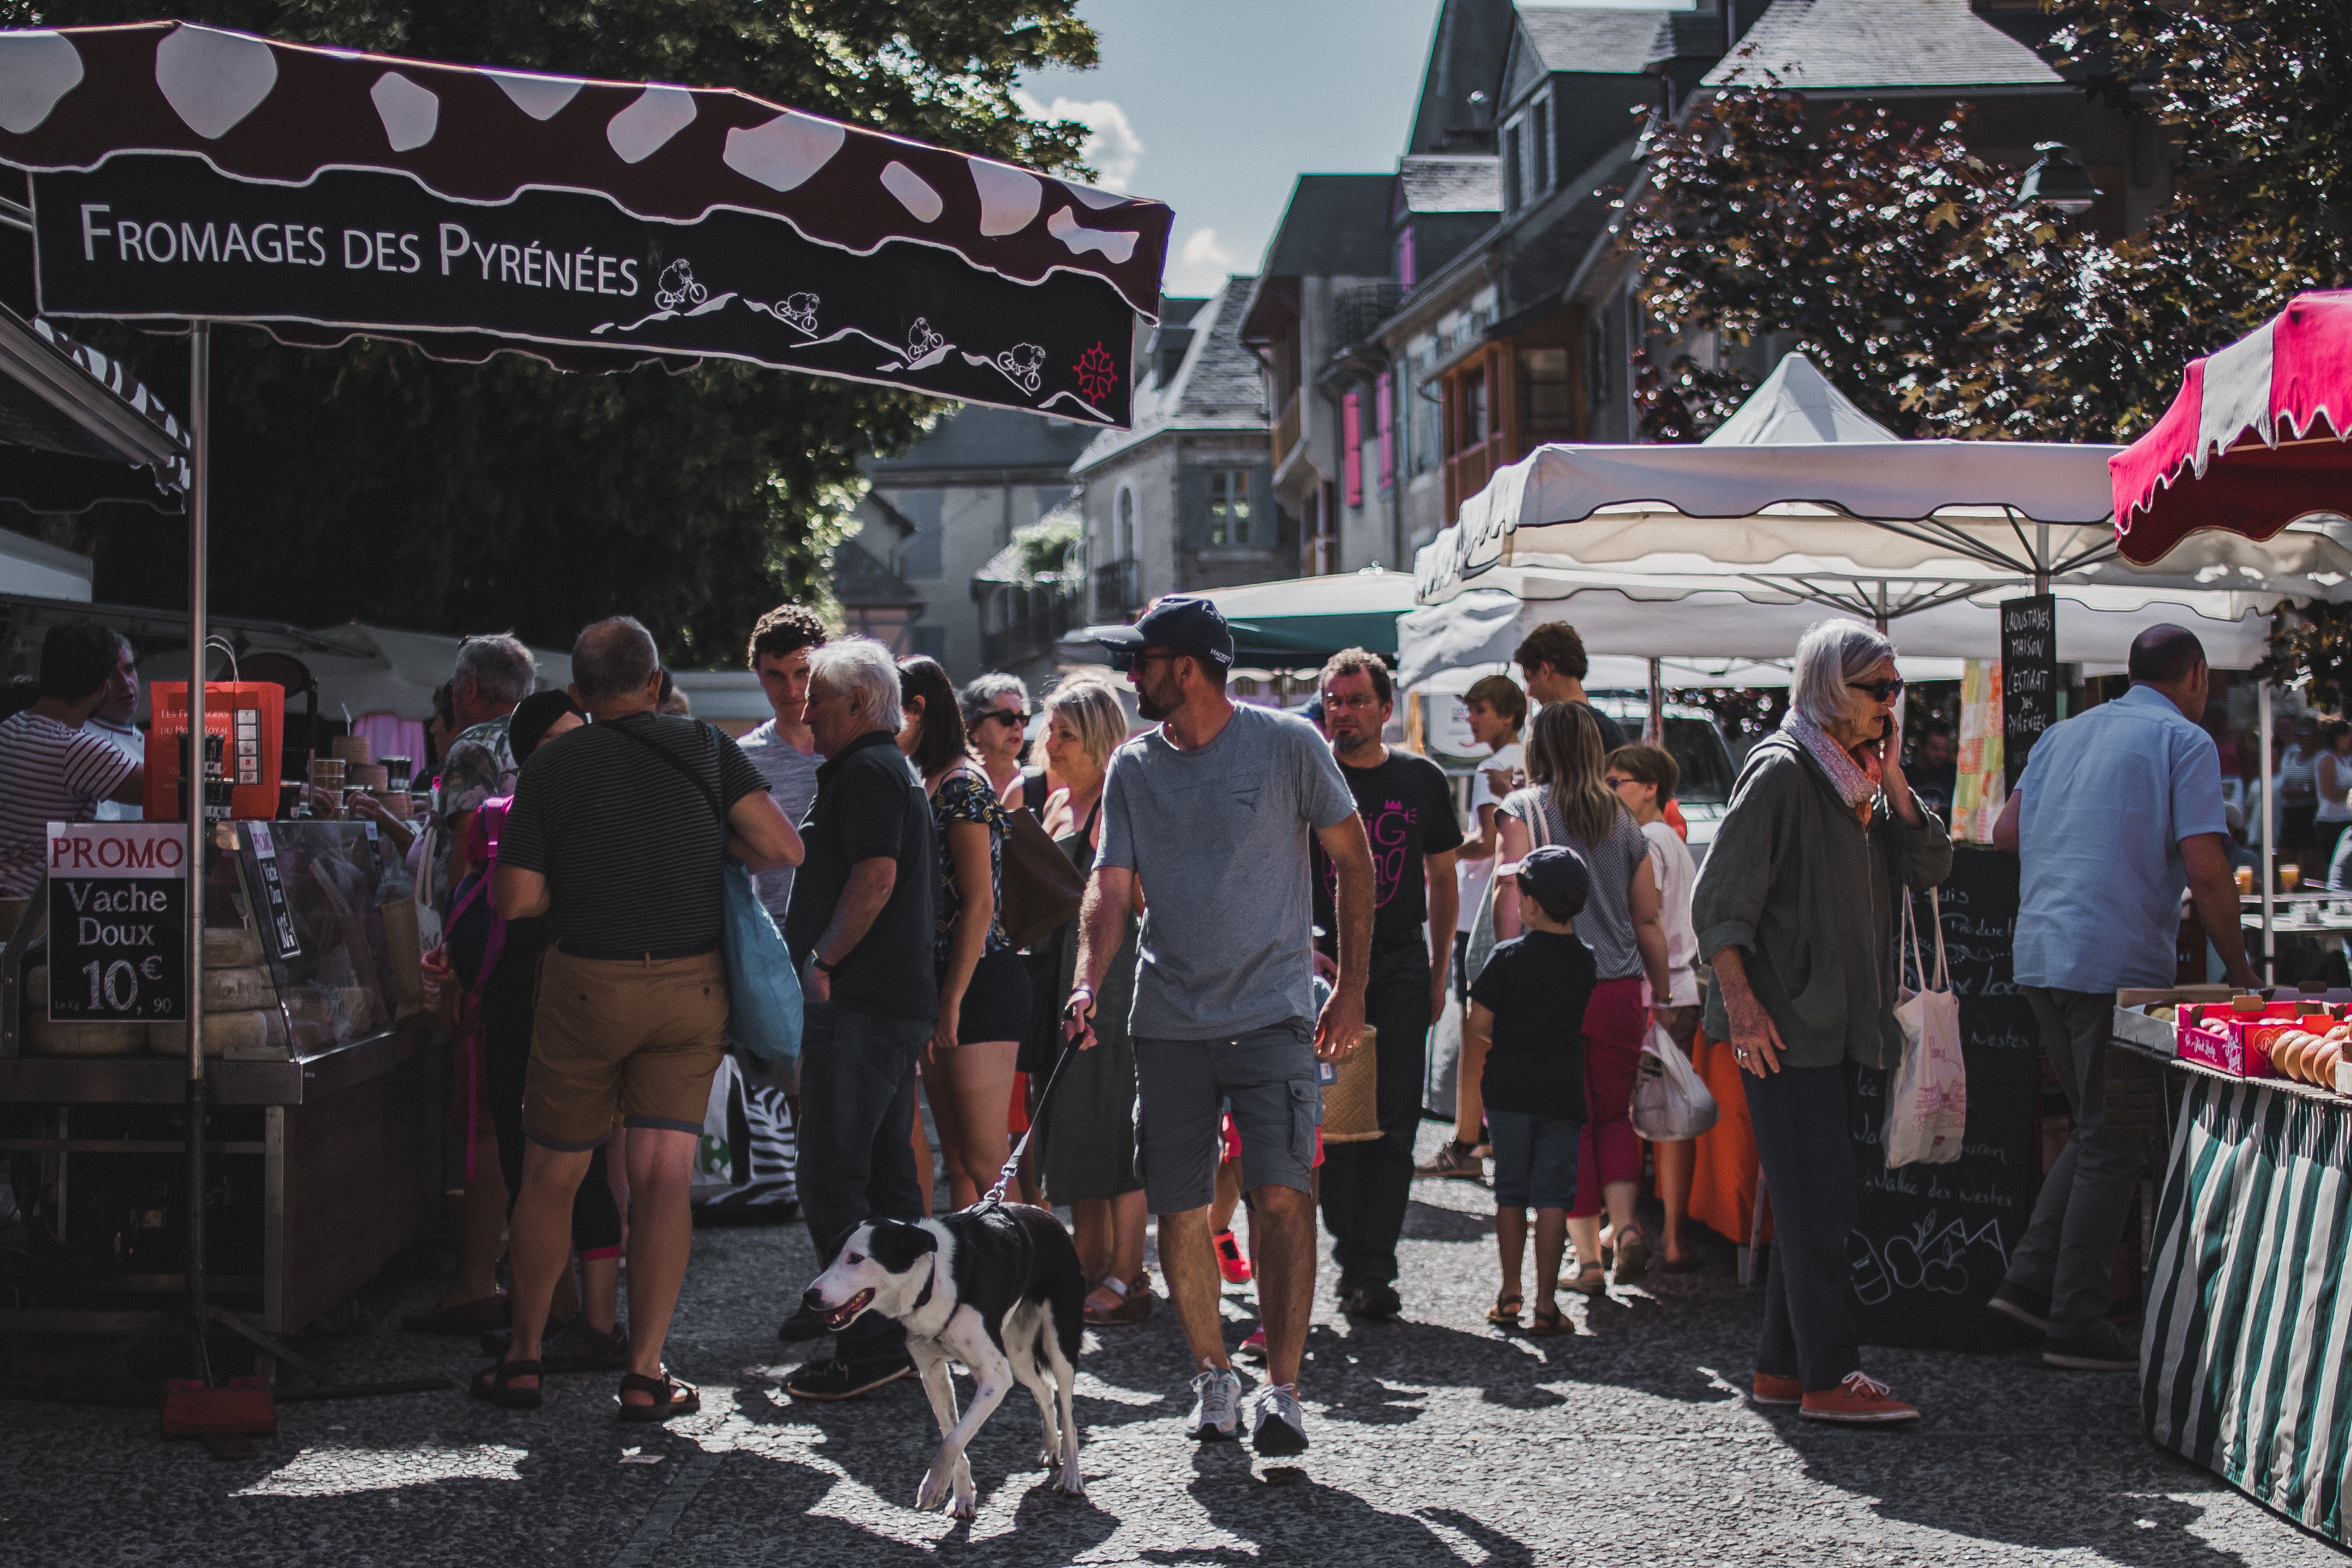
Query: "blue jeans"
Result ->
[[796, 999, 929, 1364]]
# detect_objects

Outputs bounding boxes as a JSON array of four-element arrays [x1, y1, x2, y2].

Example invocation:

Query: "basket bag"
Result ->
[[1321, 1024, 1382, 1143]]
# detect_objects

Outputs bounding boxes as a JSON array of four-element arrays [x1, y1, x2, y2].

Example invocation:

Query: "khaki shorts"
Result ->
[[522, 947, 727, 1149]]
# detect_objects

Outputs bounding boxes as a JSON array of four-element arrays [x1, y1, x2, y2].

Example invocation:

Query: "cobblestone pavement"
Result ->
[[4, 1125, 2341, 1567]]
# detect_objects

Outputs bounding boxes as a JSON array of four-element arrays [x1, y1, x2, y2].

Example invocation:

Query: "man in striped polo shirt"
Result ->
[[0, 620, 145, 899]]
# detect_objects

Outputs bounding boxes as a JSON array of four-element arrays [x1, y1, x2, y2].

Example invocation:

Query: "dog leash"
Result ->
[[982, 1029, 1084, 1206]]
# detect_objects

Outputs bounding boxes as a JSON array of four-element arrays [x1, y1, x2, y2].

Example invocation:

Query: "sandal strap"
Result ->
[[618, 1371, 670, 1395]]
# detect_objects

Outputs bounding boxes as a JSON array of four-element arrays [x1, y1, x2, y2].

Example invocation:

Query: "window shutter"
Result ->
[[1248, 463, 1273, 547], [1342, 391, 1362, 508], [1376, 376, 1394, 492], [1180, 467, 1211, 552]]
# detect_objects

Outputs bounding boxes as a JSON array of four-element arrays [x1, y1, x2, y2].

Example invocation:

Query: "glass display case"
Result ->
[[3, 820, 418, 1062]]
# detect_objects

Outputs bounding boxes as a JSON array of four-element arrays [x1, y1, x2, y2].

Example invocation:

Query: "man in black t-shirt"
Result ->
[[488, 617, 800, 1419], [1310, 648, 1463, 1319], [777, 636, 941, 1401]]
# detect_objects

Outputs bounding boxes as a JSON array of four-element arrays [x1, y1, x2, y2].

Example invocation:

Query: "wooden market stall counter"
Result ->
[[2116, 1007, 2352, 1549], [0, 820, 442, 1352]]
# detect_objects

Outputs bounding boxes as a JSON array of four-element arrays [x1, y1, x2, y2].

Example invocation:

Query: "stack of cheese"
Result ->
[[146, 927, 286, 1058]]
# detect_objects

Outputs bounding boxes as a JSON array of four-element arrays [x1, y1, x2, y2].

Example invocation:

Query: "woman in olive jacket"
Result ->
[[1693, 620, 1952, 1425]]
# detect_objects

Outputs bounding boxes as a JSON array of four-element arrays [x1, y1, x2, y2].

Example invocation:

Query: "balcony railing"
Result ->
[[1272, 387, 1302, 469], [1334, 282, 1408, 348], [1093, 558, 1142, 617], [980, 581, 1080, 671]]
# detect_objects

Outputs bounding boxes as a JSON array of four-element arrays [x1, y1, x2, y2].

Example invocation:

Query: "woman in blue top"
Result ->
[[898, 657, 1030, 1209]]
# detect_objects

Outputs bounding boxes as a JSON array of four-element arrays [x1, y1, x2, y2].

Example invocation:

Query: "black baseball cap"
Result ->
[[1095, 595, 1235, 671], [1515, 844, 1591, 911]]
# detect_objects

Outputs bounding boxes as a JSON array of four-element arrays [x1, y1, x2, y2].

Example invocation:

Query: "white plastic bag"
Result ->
[[1630, 1017, 1718, 1141], [1885, 887, 1967, 1168]]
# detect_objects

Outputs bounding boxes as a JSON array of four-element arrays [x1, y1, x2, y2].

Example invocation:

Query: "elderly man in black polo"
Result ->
[[777, 635, 942, 1401]]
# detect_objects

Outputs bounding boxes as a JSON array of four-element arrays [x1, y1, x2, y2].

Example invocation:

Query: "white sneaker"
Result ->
[[1186, 1367, 1241, 1441], [1250, 1381, 1309, 1457]]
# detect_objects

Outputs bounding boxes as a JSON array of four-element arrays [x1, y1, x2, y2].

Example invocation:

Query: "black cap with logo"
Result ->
[[1094, 595, 1235, 672]]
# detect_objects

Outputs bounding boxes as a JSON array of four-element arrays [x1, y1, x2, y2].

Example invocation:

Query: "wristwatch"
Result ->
[[812, 955, 838, 975]]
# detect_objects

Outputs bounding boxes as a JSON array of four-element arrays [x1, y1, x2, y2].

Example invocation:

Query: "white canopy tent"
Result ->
[[1413, 354, 2352, 614]]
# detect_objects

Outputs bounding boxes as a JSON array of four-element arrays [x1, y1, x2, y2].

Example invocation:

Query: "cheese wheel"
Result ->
[[202, 965, 274, 1012], [27, 1012, 146, 1055], [204, 927, 265, 968], [151, 1009, 284, 1057]]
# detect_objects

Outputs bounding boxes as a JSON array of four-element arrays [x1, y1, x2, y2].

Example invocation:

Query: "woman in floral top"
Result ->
[[897, 657, 1030, 1209]]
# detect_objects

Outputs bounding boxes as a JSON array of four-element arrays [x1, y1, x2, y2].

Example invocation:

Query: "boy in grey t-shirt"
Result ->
[[1067, 596, 1373, 1463]]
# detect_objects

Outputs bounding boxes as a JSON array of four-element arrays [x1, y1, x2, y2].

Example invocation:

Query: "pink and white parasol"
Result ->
[[2112, 291, 2352, 564]]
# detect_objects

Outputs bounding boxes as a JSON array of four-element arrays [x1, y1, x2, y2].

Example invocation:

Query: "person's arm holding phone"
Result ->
[[1880, 708, 1922, 827]]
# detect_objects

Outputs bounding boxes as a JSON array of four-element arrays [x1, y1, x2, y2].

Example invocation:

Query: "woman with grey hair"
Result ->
[[960, 672, 1034, 807], [1692, 618, 1951, 1424]]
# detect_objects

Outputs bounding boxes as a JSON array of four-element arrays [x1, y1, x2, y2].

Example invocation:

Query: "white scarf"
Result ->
[[1782, 709, 1880, 820]]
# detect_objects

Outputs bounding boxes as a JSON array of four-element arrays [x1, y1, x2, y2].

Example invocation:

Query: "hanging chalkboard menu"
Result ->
[[2002, 594, 2057, 793], [1846, 845, 2037, 1352]]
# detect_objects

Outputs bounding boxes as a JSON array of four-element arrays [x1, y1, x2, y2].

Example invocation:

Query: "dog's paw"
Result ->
[[1037, 1444, 1059, 1471], [947, 1485, 978, 1521], [915, 1463, 954, 1512], [1054, 1462, 1086, 1499]]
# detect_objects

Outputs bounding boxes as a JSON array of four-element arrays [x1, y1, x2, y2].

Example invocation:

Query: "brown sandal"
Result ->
[[1082, 1277, 1153, 1326], [1561, 1263, 1607, 1297], [468, 1359, 543, 1410], [1525, 1303, 1569, 1336], [616, 1371, 700, 1423], [1485, 1291, 1522, 1326]]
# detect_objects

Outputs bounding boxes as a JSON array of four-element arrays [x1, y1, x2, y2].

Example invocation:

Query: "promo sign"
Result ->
[[44, 822, 187, 1022], [30, 155, 1138, 427], [2000, 594, 2057, 794]]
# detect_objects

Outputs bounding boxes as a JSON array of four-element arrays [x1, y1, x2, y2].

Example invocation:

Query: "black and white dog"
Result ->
[[802, 1203, 1087, 1516]]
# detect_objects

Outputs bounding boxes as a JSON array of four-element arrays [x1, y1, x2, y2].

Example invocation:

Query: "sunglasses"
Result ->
[[1107, 648, 1181, 672], [977, 709, 1028, 727], [1848, 676, 1905, 703]]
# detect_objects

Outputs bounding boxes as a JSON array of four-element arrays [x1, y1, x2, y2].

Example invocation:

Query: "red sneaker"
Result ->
[[1799, 1371, 1919, 1425], [1238, 1327, 1267, 1363], [1214, 1230, 1252, 1285], [1751, 1371, 1802, 1407]]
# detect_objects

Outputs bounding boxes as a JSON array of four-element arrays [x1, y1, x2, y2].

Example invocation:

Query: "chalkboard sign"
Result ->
[[42, 822, 188, 1022], [2002, 594, 2057, 793], [1846, 845, 2036, 1352]]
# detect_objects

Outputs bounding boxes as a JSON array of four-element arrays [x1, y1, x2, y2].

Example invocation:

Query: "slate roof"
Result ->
[[1258, 176, 1396, 279], [830, 539, 921, 607], [865, 403, 1102, 480], [1518, 7, 1689, 77], [1398, 155, 1500, 215], [1071, 276, 1267, 474], [1703, 0, 2068, 90]]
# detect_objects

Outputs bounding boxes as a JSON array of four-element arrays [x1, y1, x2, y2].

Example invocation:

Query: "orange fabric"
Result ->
[[1687, 1031, 1773, 1245], [1664, 798, 1689, 841]]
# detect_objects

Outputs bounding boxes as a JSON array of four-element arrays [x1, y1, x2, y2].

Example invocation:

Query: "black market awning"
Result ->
[[0, 22, 1171, 425]]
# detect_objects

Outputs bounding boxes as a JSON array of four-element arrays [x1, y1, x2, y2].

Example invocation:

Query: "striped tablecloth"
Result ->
[[2144, 1070, 2352, 1546]]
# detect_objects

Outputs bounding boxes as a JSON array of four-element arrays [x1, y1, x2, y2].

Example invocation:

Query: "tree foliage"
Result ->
[[1630, 0, 2352, 448], [4, 0, 1100, 662]]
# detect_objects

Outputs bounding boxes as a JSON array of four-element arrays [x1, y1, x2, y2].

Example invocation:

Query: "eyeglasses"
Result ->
[[1848, 676, 1905, 703], [1603, 774, 1637, 789], [1323, 692, 1385, 712]]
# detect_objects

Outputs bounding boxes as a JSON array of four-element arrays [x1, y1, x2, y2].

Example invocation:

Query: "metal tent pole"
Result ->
[[2261, 678, 2275, 987], [185, 322, 211, 1380], [1646, 657, 1664, 745]]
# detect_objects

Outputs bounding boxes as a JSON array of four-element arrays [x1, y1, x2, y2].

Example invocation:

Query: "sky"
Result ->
[[1020, 0, 1691, 296]]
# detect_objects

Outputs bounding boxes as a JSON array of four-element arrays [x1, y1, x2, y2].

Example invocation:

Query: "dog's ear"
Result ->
[[865, 1219, 940, 1275]]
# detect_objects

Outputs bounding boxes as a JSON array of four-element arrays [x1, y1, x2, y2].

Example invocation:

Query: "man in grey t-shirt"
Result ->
[[1067, 596, 1373, 1460]]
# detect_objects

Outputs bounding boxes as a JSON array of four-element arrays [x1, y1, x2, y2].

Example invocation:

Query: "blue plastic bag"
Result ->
[[721, 858, 803, 1070]]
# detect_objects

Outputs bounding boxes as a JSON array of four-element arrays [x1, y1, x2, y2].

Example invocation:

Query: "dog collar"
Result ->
[[912, 1252, 939, 1314]]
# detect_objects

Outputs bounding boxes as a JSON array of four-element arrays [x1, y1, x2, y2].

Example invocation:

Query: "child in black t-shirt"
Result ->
[[1466, 844, 1599, 1336]]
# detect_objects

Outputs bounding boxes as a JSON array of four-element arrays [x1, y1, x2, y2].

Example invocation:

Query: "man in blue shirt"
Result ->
[[1992, 626, 2256, 1371]]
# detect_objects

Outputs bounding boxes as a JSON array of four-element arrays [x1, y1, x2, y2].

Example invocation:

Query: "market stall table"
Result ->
[[2119, 1028, 2352, 1549]]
